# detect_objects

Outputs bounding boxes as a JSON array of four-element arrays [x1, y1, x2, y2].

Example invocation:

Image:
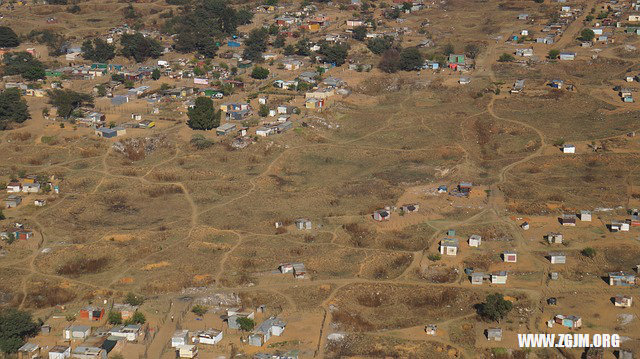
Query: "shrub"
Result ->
[[581, 247, 596, 258]]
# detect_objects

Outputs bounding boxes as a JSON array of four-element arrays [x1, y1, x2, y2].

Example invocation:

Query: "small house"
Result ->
[[227, 309, 255, 330], [471, 272, 484, 285], [614, 295, 632, 307], [550, 79, 564, 89], [248, 317, 286, 347], [373, 209, 390, 221], [6, 182, 21, 193], [491, 271, 508, 284], [48, 345, 71, 359], [448, 54, 465, 65], [468, 234, 482, 247], [112, 304, 138, 321], [561, 214, 576, 226], [79, 306, 104, 321], [515, 48, 534, 57], [34, 199, 46, 207], [192, 329, 223, 345], [400, 204, 419, 213], [548, 297, 557, 305], [459, 77, 471, 85], [580, 210, 592, 221], [256, 127, 273, 137], [609, 272, 636, 286], [216, 123, 237, 136], [177, 344, 197, 358], [619, 350, 634, 359], [554, 314, 582, 328], [4, 195, 22, 208], [447, 229, 456, 236], [17, 343, 40, 359], [425, 324, 437, 335], [439, 238, 459, 256], [71, 346, 106, 359], [486, 328, 502, 341], [108, 324, 141, 341], [458, 182, 473, 195], [63, 325, 91, 340], [550, 272, 559, 280], [503, 251, 517, 263], [521, 222, 530, 230], [295, 218, 312, 230], [549, 252, 566, 264], [547, 232, 563, 244], [562, 144, 576, 153], [559, 52, 576, 61], [171, 329, 189, 348], [611, 221, 630, 232]]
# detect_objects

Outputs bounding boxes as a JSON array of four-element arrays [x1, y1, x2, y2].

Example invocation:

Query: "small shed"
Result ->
[[439, 238, 459, 256], [503, 251, 517, 263], [547, 232, 563, 244], [561, 214, 576, 226], [486, 328, 502, 341], [294, 218, 312, 230], [468, 234, 482, 247], [549, 252, 566, 264], [614, 295, 632, 307], [580, 210, 592, 221], [471, 272, 484, 285]]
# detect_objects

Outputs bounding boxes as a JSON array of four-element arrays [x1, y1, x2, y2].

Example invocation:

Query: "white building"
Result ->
[[192, 329, 223, 345], [468, 234, 482, 247], [171, 329, 189, 348]]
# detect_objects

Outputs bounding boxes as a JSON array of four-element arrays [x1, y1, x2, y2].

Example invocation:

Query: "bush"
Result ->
[[124, 292, 144, 306], [498, 53, 515, 62], [192, 304, 207, 316], [578, 28, 595, 41], [0, 26, 20, 48], [427, 253, 441, 261], [190, 134, 214, 149], [108, 311, 123, 325], [478, 293, 513, 322], [548, 49, 560, 59], [251, 66, 269, 79], [581, 247, 596, 258]]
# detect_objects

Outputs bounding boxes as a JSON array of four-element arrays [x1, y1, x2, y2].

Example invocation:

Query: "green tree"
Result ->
[[81, 38, 115, 63], [124, 292, 144, 306], [548, 49, 560, 59], [581, 247, 596, 258], [67, 4, 81, 13], [274, 35, 285, 48], [126, 311, 146, 325], [237, 9, 253, 25], [295, 38, 311, 56], [0, 88, 29, 130], [46, 89, 93, 119], [27, 30, 67, 56], [151, 68, 161, 80], [0, 27, 20, 48], [191, 304, 207, 316], [236, 316, 255, 336], [352, 25, 367, 41], [187, 97, 219, 130], [0, 308, 39, 354], [578, 28, 595, 41], [258, 104, 269, 117], [251, 66, 269, 79], [0, 209, 4, 220], [107, 311, 123, 325], [123, 4, 138, 19], [498, 53, 515, 62], [120, 33, 163, 63], [464, 43, 481, 59], [283, 44, 295, 56], [3, 52, 46, 81], [400, 47, 423, 71], [378, 48, 401, 73], [367, 36, 393, 55], [318, 42, 349, 66], [243, 28, 269, 62], [442, 43, 455, 56], [479, 293, 513, 322]]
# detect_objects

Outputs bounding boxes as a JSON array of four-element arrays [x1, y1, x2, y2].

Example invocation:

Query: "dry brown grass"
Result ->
[[57, 257, 109, 276]]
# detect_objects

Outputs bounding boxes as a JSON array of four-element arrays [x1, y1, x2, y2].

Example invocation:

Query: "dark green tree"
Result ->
[[123, 4, 138, 19], [295, 38, 311, 56], [352, 25, 367, 41], [237, 9, 254, 25], [187, 97, 219, 130], [151, 68, 161, 80], [124, 292, 144, 306], [367, 36, 393, 55], [258, 104, 269, 117], [27, 30, 67, 56], [120, 33, 163, 63], [3, 52, 46, 81], [283, 44, 295, 56], [107, 312, 123, 325], [236, 316, 255, 338], [0, 27, 20, 48], [581, 247, 596, 258], [578, 28, 595, 41], [479, 293, 513, 322], [498, 53, 515, 62], [46, 89, 94, 119], [399, 47, 423, 71], [0, 209, 4, 220], [548, 49, 560, 59], [191, 304, 207, 316], [126, 311, 146, 325], [0, 88, 29, 130], [318, 42, 349, 66], [0, 308, 39, 354], [274, 35, 285, 48], [81, 38, 115, 63], [378, 48, 401, 73], [243, 28, 269, 62], [464, 43, 481, 59], [251, 66, 269, 79]]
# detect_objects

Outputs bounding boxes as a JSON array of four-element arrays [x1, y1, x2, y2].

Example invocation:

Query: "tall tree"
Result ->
[[318, 42, 349, 66], [81, 38, 115, 63], [0, 27, 20, 48], [187, 97, 219, 130], [479, 293, 513, 322], [399, 47, 423, 71], [120, 33, 163, 63], [352, 25, 367, 41], [0, 88, 29, 130], [243, 28, 269, 62], [46, 89, 93, 119], [0, 308, 39, 354], [3, 52, 46, 81], [378, 48, 401, 73]]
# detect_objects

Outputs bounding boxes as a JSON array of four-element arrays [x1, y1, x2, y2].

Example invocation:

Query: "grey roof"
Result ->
[[253, 317, 286, 335]]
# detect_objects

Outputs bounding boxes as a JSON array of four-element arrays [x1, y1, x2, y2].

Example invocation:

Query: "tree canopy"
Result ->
[[27, 30, 67, 56], [81, 38, 115, 63], [352, 25, 367, 41], [243, 28, 269, 62], [187, 97, 219, 130], [251, 66, 269, 79], [46, 89, 94, 119], [0, 308, 39, 354], [3, 52, 46, 81], [170, 0, 240, 57], [479, 293, 513, 322], [0, 27, 20, 48], [120, 33, 163, 63], [378, 48, 401, 73], [318, 42, 349, 66], [367, 36, 393, 55], [0, 88, 29, 130], [399, 47, 423, 71], [236, 317, 255, 332], [579, 28, 595, 41]]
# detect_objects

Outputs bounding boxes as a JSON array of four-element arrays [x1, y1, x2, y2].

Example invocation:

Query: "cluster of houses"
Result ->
[[372, 203, 419, 222], [4, 176, 58, 209]]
